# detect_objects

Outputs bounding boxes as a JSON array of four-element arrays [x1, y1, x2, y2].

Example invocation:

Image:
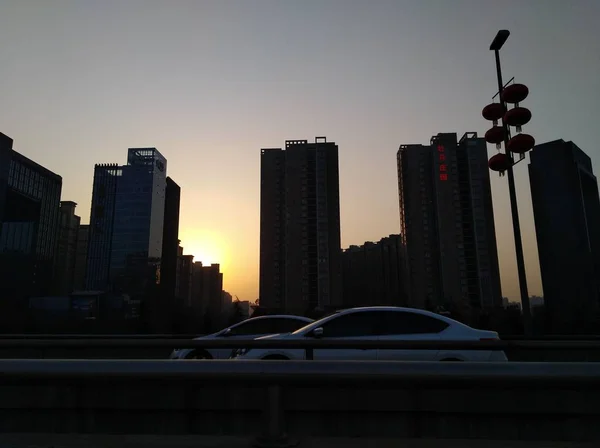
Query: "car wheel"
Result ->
[[186, 350, 212, 360], [262, 355, 290, 360]]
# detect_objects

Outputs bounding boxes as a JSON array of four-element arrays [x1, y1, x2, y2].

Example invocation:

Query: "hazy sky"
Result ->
[[1, 0, 599, 302]]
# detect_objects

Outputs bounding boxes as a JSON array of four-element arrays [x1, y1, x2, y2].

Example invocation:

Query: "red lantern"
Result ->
[[504, 107, 532, 127], [488, 153, 511, 172], [507, 133, 535, 153], [501, 84, 529, 104], [482, 103, 505, 121], [485, 126, 504, 144]]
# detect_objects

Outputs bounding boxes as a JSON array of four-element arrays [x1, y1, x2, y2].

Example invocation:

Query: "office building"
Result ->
[[0, 132, 62, 300], [86, 148, 167, 293], [191, 262, 224, 328], [176, 250, 194, 307], [397, 132, 502, 315], [342, 234, 405, 308], [86, 164, 121, 289], [54, 201, 81, 295], [260, 137, 342, 315], [160, 177, 181, 300], [111, 148, 167, 284], [529, 140, 600, 332], [73, 224, 89, 291]]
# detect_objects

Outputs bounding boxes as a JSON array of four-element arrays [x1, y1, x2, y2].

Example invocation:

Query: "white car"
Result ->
[[233, 306, 508, 362], [169, 314, 314, 360]]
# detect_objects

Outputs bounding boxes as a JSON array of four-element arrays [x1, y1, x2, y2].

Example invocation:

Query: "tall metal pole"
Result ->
[[493, 49, 533, 336]]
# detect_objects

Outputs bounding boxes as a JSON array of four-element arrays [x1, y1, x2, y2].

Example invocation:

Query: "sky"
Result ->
[[1, 0, 599, 303]]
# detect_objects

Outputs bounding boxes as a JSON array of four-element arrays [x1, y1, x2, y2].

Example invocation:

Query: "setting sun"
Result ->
[[178, 228, 229, 268]]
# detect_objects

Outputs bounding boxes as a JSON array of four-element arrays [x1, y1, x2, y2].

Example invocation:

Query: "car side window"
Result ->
[[381, 311, 449, 335], [320, 312, 383, 337], [228, 319, 271, 336], [272, 318, 309, 334]]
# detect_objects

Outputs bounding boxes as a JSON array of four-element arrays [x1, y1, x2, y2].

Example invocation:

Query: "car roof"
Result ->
[[244, 314, 313, 322], [335, 306, 469, 327]]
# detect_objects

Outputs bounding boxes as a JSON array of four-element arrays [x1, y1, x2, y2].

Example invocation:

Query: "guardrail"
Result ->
[[0, 334, 202, 339], [1, 359, 599, 444], [1, 338, 599, 349], [2, 338, 600, 362], [2, 333, 600, 339]]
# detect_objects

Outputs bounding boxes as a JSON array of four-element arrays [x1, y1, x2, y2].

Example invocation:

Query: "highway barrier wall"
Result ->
[[0, 359, 599, 444]]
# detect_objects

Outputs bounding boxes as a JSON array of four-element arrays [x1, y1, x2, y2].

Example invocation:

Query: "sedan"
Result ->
[[232, 306, 508, 362], [169, 314, 314, 360]]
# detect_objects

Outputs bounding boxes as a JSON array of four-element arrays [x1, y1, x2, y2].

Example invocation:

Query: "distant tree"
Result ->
[[251, 298, 268, 317], [229, 299, 246, 326]]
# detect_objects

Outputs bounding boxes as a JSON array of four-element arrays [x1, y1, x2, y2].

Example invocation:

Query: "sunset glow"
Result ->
[[179, 228, 229, 268]]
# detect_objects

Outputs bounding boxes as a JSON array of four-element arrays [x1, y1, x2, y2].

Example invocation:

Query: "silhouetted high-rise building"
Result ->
[[260, 137, 342, 314], [86, 164, 121, 290], [176, 251, 194, 307], [191, 262, 224, 330], [73, 224, 89, 291], [397, 132, 502, 316], [160, 177, 180, 300], [529, 140, 600, 333], [54, 201, 81, 295], [0, 132, 62, 301], [86, 148, 167, 293], [111, 148, 167, 286], [342, 234, 405, 308]]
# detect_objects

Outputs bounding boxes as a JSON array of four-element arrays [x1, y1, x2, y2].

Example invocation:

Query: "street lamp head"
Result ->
[[490, 30, 510, 51]]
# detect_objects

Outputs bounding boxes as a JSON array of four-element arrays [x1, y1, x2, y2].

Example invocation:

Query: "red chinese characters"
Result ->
[[438, 145, 447, 181]]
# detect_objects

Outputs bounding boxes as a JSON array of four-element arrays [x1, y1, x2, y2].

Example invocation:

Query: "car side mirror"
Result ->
[[222, 328, 232, 337], [312, 327, 324, 338]]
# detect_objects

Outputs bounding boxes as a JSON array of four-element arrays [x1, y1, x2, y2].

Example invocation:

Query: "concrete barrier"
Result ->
[[0, 359, 599, 444]]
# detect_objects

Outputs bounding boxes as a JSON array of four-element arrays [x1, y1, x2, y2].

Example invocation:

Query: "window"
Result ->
[[273, 318, 310, 334], [320, 311, 384, 337], [380, 311, 449, 335], [227, 319, 272, 336]]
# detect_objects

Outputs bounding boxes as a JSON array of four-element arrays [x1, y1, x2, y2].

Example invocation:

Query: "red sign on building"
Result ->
[[438, 144, 447, 181]]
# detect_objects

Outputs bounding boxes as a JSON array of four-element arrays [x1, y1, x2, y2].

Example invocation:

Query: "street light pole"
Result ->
[[490, 30, 532, 336]]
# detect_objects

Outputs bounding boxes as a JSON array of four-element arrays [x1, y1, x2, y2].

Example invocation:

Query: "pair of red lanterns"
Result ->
[[482, 83, 535, 172]]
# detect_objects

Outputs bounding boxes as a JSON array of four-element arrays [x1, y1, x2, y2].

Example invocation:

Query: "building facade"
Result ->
[[111, 148, 167, 282], [260, 137, 342, 315], [160, 177, 181, 300], [397, 132, 502, 316], [54, 201, 81, 295], [529, 140, 600, 333], [342, 234, 405, 308], [191, 262, 224, 329], [73, 224, 89, 291], [0, 132, 62, 301], [86, 148, 167, 293], [176, 251, 194, 307], [86, 164, 121, 290]]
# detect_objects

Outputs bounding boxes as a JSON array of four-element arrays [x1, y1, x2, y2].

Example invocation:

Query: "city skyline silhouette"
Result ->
[[1, 0, 599, 302]]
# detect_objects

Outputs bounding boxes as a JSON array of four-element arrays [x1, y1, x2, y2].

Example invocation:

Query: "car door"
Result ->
[[215, 319, 274, 359], [311, 311, 382, 361], [377, 311, 448, 361]]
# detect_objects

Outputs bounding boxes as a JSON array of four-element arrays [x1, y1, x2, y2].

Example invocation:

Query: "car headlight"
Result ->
[[231, 348, 252, 358]]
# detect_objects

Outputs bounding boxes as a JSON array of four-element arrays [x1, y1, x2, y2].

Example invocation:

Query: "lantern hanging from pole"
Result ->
[[485, 126, 504, 149], [482, 103, 505, 125], [501, 83, 529, 104], [504, 106, 532, 133], [489, 153, 511, 176], [507, 133, 535, 154]]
